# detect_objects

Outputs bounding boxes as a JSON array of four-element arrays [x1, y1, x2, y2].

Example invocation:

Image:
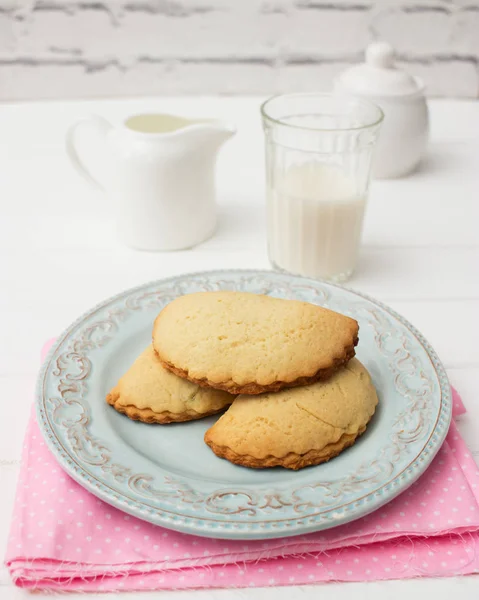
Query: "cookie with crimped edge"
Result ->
[[106, 345, 235, 424], [153, 291, 359, 395], [204, 358, 378, 470]]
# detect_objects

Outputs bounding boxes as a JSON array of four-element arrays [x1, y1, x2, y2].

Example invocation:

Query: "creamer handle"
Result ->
[[65, 115, 112, 191]]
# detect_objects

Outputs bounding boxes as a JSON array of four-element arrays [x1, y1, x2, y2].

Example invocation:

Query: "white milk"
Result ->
[[267, 163, 366, 281]]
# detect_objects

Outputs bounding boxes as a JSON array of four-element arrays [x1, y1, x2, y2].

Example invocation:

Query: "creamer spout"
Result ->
[[181, 120, 236, 151]]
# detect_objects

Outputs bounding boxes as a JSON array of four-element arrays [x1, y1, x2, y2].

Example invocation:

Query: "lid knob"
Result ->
[[366, 42, 395, 69], [335, 41, 424, 96]]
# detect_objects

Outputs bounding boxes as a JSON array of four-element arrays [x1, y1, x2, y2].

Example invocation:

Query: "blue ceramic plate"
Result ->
[[36, 270, 451, 540]]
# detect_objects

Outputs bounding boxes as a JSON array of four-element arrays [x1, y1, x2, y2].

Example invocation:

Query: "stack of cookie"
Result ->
[[107, 292, 378, 470]]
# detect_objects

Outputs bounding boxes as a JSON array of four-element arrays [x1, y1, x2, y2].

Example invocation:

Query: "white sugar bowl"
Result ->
[[334, 42, 429, 179]]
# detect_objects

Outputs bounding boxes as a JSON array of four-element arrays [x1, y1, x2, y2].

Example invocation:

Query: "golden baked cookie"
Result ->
[[204, 358, 377, 470], [153, 291, 358, 394], [106, 346, 234, 424]]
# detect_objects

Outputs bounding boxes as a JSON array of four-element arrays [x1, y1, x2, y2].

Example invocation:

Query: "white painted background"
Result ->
[[0, 0, 478, 100]]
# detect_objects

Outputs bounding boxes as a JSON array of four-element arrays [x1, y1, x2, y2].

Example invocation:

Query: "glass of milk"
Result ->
[[261, 93, 383, 282]]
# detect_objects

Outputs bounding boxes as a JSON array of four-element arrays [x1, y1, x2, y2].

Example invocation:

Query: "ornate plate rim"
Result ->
[[36, 269, 452, 539]]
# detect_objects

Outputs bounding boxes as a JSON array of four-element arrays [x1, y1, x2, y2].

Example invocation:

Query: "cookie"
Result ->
[[106, 345, 234, 424], [204, 358, 377, 470], [153, 291, 358, 395]]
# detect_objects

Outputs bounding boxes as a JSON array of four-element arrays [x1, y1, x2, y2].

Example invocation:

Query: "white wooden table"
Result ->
[[1, 97, 478, 599]]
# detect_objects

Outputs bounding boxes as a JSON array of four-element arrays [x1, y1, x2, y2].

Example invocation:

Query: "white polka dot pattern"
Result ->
[[5, 383, 479, 591]]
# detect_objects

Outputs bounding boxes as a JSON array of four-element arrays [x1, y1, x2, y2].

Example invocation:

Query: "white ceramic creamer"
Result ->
[[66, 113, 235, 250]]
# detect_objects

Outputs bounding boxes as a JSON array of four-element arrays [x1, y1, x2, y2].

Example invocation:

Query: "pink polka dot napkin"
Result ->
[[5, 342, 479, 591]]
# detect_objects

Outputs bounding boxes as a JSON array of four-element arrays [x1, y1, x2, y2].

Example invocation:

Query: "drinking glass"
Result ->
[[261, 93, 383, 282]]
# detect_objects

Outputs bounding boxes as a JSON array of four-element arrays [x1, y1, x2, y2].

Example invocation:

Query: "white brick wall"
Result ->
[[0, 1, 478, 99]]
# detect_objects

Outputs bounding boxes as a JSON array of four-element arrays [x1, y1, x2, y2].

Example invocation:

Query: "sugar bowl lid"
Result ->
[[336, 42, 424, 97]]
